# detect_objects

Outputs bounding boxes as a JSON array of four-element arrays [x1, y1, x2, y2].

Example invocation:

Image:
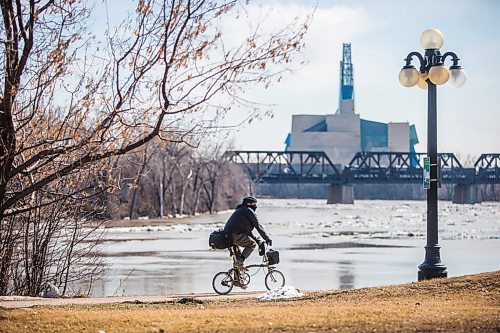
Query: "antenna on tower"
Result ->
[[337, 43, 354, 114]]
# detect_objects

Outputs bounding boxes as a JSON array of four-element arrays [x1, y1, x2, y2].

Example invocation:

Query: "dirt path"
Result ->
[[0, 291, 264, 309]]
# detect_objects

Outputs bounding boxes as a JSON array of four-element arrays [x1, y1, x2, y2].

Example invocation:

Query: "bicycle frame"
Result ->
[[213, 245, 285, 294], [228, 245, 276, 269]]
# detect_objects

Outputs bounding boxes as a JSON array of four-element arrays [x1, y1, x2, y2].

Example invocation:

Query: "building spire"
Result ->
[[338, 43, 354, 114]]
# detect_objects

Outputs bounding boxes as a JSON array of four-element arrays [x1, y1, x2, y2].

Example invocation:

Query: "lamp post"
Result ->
[[398, 28, 466, 281]]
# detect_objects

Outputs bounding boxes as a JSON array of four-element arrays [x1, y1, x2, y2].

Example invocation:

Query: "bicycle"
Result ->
[[212, 244, 285, 295]]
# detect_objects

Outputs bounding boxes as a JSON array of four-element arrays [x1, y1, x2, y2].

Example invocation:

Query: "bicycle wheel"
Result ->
[[240, 272, 251, 286], [265, 269, 285, 290], [212, 271, 234, 295]]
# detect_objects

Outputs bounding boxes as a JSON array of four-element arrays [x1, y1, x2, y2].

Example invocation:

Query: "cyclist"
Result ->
[[224, 196, 272, 273]]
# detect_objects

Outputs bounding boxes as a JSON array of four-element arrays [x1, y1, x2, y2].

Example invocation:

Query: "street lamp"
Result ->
[[398, 28, 466, 281]]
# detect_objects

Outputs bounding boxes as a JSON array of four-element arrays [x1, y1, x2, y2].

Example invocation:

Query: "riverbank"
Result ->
[[100, 209, 231, 228], [1, 271, 498, 332]]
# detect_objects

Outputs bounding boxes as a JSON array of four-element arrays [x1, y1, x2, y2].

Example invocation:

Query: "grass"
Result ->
[[1, 271, 499, 333]]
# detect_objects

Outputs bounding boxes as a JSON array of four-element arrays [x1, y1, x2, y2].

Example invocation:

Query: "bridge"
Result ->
[[225, 151, 500, 204]]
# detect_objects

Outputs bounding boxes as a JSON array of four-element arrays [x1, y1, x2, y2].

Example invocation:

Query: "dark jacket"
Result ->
[[224, 204, 270, 243]]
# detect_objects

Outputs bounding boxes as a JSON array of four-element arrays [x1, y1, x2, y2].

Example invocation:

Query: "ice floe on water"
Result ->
[[259, 286, 304, 301], [260, 199, 500, 240], [93, 199, 499, 297], [102, 199, 499, 241]]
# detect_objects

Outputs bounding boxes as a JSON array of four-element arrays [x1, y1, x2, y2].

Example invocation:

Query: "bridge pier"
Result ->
[[452, 184, 482, 204], [327, 184, 354, 204]]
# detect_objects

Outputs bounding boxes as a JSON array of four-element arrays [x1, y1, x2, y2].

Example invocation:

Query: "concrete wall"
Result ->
[[255, 183, 457, 201], [325, 112, 360, 134], [288, 114, 412, 166], [327, 184, 354, 204], [388, 122, 410, 152], [291, 115, 326, 133], [288, 112, 361, 165], [288, 132, 360, 165], [339, 99, 355, 114], [453, 184, 482, 204]]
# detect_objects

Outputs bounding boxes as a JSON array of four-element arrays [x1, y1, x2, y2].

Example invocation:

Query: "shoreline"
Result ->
[[99, 209, 233, 228]]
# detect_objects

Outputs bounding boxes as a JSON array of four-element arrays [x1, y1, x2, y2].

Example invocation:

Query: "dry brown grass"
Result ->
[[1, 271, 499, 333]]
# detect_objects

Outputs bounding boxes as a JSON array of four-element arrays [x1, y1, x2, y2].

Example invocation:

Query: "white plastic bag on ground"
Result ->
[[258, 286, 304, 301]]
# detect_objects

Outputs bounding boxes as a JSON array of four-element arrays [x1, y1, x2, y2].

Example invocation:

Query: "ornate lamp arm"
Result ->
[[403, 52, 426, 72], [441, 51, 461, 68]]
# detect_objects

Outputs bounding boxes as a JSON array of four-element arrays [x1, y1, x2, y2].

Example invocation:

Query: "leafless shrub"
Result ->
[[0, 178, 106, 296]]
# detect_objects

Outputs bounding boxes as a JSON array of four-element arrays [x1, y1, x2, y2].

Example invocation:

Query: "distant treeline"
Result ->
[[102, 147, 499, 220], [99, 141, 249, 220]]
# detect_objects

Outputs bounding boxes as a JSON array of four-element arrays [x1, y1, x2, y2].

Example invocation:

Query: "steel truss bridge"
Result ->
[[225, 151, 500, 185]]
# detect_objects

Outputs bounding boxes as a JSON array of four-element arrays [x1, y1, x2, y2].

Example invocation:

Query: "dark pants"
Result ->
[[231, 233, 256, 260]]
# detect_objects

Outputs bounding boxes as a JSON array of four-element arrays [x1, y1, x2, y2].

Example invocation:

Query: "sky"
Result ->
[[218, 0, 500, 158], [97, 0, 500, 158]]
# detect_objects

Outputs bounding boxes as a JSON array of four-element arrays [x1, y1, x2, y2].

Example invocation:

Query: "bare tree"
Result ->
[[128, 145, 154, 219], [178, 167, 193, 216], [189, 156, 208, 215], [104, 140, 247, 219], [0, 1, 309, 295], [0, 0, 309, 220]]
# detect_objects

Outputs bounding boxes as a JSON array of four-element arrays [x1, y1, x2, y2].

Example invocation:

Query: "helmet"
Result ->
[[242, 196, 257, 204]]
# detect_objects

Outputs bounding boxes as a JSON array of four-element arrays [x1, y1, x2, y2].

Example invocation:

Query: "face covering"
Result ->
[[250, 205, 257, 212]]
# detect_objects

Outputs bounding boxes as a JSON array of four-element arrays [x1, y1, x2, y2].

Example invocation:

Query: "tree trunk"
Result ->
[[179, 170, 192, 216], [128, 148, 150, 219], [159, 176, 164, 218]]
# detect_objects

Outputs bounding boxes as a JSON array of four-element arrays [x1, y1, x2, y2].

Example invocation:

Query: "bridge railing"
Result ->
[[226, 150, 498, 185], [344, 152, 475, 184], [224, 151, 342, 183], [474, 153, 500, 183]]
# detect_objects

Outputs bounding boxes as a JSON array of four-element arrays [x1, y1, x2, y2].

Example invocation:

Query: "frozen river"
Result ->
[[92, 199, 500, 297]]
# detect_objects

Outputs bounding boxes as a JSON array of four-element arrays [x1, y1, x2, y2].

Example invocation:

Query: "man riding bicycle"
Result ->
[[224, 196, 272, 271]]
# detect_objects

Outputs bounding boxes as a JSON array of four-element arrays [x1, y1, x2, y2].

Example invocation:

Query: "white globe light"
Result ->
[[449, 68, 467, 88], [398, 67, 419, 87], [428, 65, 450, 85], [420, 28, 444, 49]]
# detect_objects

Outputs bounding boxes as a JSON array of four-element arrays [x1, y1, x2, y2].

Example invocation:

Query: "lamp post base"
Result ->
[[417, 245, 447, 281], [418, 268, 447, 281]]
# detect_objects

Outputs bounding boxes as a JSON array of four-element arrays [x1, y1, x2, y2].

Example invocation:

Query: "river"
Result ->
[[91, 199, 500, 297]]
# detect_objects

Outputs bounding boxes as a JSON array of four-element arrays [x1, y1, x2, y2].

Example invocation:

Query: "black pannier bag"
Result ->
[[209, 229, 230, 249], [266, 249, 280, 265]]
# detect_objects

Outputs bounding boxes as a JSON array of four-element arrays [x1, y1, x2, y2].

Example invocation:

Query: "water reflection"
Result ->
[[338, 261, 354, 289]]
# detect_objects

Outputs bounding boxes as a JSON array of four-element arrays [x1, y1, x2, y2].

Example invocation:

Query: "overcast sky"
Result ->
[[220, 0, 500, 158]]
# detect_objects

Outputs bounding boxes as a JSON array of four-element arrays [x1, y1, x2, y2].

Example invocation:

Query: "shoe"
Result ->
[[233, 281, 247, 289]]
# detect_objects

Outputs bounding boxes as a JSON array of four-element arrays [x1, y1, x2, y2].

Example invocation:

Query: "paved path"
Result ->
[[0, 291, 265, 309]]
